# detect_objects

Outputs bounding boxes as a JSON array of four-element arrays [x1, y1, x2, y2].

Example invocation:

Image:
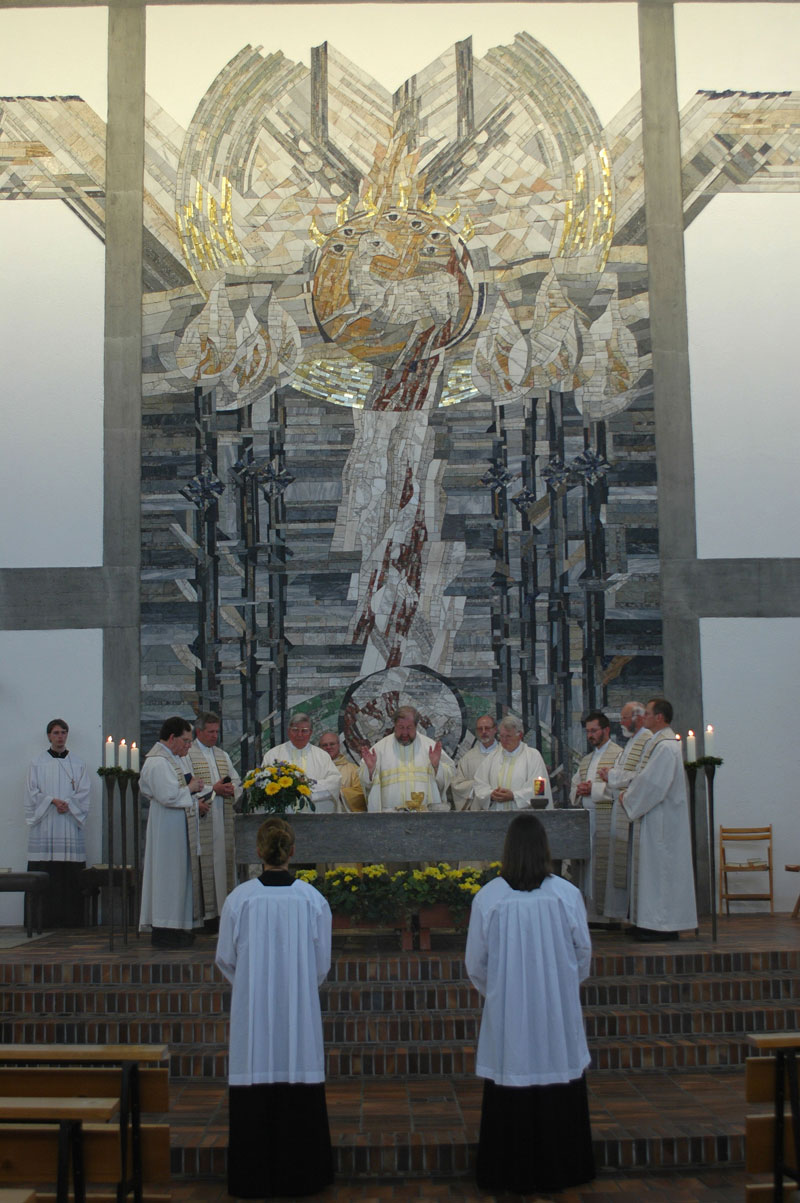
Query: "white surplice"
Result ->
[[450, 741, 497, 811], [25, 750, 90, 861], [216, 877, 332, 1084], [262, 741, 342, 813], [139, 745, 197, 931], [465, 875, 592, 1085], [621, 728, 698, 932], [359, 733, 455, 812], [472, 744, 553, 810]]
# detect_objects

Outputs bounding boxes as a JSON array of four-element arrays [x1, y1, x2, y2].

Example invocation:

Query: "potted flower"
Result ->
[[309, 864, 404, 929], [240, 761, 315, 814]]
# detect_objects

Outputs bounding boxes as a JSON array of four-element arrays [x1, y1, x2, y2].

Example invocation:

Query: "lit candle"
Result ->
[[118, 739, 128, 770], [686, 730, 696, 761], [533, 777, 545, 797], [104, 737, 115, 768], [675, 734, 682, 746], [130, 743, 139, 773], [705, 725, 715, 757]]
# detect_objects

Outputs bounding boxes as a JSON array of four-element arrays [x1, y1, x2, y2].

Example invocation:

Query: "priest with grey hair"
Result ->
[[597, 700, 652, 920], [472, 716, 553, 810], [187, 711, 242, 929], [262, 713, 343, 813]]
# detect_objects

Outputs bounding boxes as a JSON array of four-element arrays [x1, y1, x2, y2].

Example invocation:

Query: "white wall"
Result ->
[[0, 630, 104, 925], [699, 619, 800, 912]]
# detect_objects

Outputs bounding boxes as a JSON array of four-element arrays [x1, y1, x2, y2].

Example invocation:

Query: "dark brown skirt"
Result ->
[[476, 1073, 595, 1194], [227, 1082, 333, 1198]]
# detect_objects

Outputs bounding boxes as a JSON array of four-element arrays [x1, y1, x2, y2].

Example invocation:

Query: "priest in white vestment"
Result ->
[[359, 706, 455, 812], [597, 701, 651, 919], [139, 716, 204, 947], [568, 711, 621, 916], [465, 813, 594, 1194], [25, 717, 91, 927], [188, 711, 242, 928], [262, 713, 342, 813], [472, 715, 552, 810], [450, 715, 498, 811], [620, 697, 698, 940], [216, 816, 333, 1198]]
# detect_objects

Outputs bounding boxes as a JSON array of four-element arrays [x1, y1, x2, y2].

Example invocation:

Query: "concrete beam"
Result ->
[[104, 4, 145, 743], [0, 567, 138, 629], [663, 558, 800, 619]]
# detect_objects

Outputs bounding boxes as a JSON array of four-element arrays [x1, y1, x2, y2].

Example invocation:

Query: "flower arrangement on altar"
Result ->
[[294, 862, 501, 926], [240, 761, 315, 814]]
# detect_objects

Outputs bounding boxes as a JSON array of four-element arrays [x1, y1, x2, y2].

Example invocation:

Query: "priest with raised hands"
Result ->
[[359, 705, 455, 812], [619, 697, 697, 942]]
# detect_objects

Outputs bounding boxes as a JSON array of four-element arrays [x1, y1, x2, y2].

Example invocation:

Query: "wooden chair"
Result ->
[[786, 865, 800, 919], [719, 826, 774, 914]]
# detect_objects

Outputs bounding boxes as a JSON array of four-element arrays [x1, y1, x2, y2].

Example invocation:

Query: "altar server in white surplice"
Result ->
[[465, 813, 595, 1195], [359, 706, 455, 812], [472, 715, 552, 811], [188, 711, 242, 927], [262, 713, 342, 813], [25, 717, 91, 928], [216, 817, 333, 1199], [569, 711, 621, 916], [450, 715, 498, 811], [620, 697, 698, 940], [139, 716, 204, 947], [597, 701, 651, 920]]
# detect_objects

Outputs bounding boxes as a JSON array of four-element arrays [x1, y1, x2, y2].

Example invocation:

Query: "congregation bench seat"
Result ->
[[0, 1046, 170, 1203]]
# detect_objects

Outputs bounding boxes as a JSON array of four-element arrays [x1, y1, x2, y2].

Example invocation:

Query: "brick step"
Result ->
[[4, 972, 799, 1019], [166, 1070, 759, 1179]]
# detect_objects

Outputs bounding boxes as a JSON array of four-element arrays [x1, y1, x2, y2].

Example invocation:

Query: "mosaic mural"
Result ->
[[1, 36, 798, 794]]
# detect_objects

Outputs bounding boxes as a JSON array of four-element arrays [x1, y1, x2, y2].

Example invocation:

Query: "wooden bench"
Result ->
[[746, 1033, 800, 1201], [0, 1097, 118, 1203], [0, 1046, 169, 1203], [0, 872, 50, 938]]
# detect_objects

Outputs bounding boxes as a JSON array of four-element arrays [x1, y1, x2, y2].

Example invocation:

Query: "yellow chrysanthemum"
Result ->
[[265, 782, 280, 795], [277, 776, 293, 788], [297, 785, 311, 796]]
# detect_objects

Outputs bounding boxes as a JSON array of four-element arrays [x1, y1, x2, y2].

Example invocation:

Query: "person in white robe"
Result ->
[[215, 816, 333, 1198], [262, 713, 342, 813], [139, 716, 204, 947], [620, 696, 698, 940], [359, 706, 455, 812], [450, 715, 498, 811], [25, 717, 91, 927], [465, 812, 594, 1194], [597, 700, 651, 919], [472, 715, 552, 810], [187, 711, 242, 928], [568, 710, 621, 916]]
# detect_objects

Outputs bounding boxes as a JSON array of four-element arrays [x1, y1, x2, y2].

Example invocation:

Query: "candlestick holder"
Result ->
[[97, 767, 141, 950], [684, 763, 699, 919], [685, 756, 724, 943]]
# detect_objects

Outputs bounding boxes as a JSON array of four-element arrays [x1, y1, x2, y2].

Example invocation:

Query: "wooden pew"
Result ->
[[746, 1033, 800, 1201], [0, 1046, 170, 1203], [0, 1098, 118, 1203]]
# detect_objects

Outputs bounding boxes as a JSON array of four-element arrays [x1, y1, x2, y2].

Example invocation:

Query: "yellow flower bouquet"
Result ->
[[241, 760, 315, 814]]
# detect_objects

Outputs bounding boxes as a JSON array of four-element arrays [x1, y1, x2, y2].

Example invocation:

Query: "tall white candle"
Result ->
[[118, 739, 128, 770], [105, 737, 115, 768], [130, 744, 140, 773], [705, 725, 715, 757], [686, 730, 696, 761]]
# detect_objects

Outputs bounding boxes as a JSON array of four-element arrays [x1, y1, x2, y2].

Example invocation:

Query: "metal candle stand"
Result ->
[[97, 768, 142, 950], [684, 757, 723, 943]]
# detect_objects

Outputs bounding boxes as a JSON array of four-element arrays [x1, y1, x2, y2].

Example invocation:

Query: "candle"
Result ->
[[104, 737, 115, 768], [130, 743, 139, 773], [118, 739, 128, 770], [533, 777, 545, 797], [705, 725, 715, 757], [686, 730, 696, 761]]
